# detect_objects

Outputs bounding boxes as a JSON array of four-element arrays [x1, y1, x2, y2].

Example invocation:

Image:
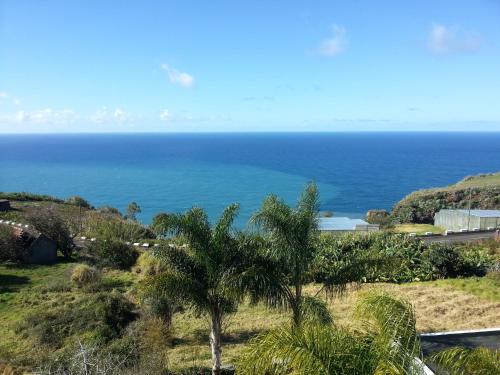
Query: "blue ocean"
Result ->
[[0, 132, 499, 227]]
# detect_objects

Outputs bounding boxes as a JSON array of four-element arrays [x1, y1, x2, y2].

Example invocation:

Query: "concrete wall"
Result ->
[[435, 210, 500, 231], [354, 224, 380, 232], [480, 217, 500, 230]]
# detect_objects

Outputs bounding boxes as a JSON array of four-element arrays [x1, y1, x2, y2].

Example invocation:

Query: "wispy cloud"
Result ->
[[161, 64, 195, 88], [428, 24, 482, 55], [318, 24, 348, 57], [159, 109, 171, 121], [0, 91, 22, 106], [158, 109, 230, 123], [8, 108, 76, 124], [89, 107, 133, 123]]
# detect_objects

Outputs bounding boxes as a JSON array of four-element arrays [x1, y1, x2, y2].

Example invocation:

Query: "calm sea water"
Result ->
[[0, 132, 499, 227]]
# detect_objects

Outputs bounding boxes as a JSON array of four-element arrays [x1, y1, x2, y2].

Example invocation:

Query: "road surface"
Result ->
[[420, 231, 496, 244]]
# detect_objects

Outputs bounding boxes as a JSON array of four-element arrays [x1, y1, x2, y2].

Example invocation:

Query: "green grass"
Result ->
[[0, 261, 75, 363], [424, 273, 500, 302], [392, 223, 444, 235], [0, 261, 138, 366], [454, 173, 500, 189], [2, 259, 499, 372]]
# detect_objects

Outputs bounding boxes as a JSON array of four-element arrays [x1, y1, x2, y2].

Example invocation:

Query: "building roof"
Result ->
[[456, 209, 500, 218], [318, 217, 368, 231]]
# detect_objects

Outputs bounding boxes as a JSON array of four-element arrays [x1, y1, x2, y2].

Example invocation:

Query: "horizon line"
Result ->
[[1, 129, 500, 135]]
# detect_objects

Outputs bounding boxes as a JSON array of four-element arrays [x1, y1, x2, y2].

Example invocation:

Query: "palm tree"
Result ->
[[149, 204, 253, 375], [431, 347, 500, 375], [238, 292, 424, 375], [248, 182, 370, 326]]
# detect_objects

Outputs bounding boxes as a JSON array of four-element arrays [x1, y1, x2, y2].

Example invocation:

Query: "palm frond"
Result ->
[[213, 203, 239, 243], [431, 347, 500, 375], [153, 244, 206, 280], [238, 323, 378, 375], [142, 271, 210, 313], [300, 296, 333, 325], [354, 292, 422, 374]]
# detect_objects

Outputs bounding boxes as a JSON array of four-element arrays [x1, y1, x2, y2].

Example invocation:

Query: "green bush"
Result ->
[[89, 239, 138, 270], [314, 232, 495, 283], [84, 213, 154, 241], [0, 192, 63, 203], [97, 205, 123, 216], [456, 244, 492, 277], [0, 225, 28, 262], [423, 244, 464, 278], [65, 196, 92, 209], [21, 291, 137, 348], [135, 252, 168, 277], [71, 264, 101, 287]]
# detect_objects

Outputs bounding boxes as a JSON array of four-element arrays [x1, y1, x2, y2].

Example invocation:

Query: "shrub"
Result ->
[[0, 225, 27, 262], [125, 202, 141, 221], [65, 195, 92, 209], [71, 264, 101, 287], [456, 244, 492, 277], [21, 291, 137, 348], [423, 244, 463, 278], [84, 213, 154, 241], [316, 232, 494, 283], [89, 239, 138, 270], [0, 192, 63, 203], [97, 205, 123, 217], [134, 252, 168, 277]]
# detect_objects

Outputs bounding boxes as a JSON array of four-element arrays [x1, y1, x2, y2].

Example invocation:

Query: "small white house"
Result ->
[[318, 217, 379, 233]]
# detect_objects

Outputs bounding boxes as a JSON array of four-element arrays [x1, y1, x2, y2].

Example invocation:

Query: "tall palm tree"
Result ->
[[149, 204, 253, 375], [238, 292, 425, 375], [248, 182, 370, 326]]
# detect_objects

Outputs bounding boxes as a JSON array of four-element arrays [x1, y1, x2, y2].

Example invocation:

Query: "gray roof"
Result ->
[[456, 209, 500, 218], [318, 217, 368, 231]]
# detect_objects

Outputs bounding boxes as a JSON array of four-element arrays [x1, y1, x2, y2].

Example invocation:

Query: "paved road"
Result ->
[[420, 231, 496, 244], [420, 329, 500, 373]]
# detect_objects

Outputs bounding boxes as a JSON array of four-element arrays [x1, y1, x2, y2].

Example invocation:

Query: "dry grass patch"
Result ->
[[166, 281, 500, 371], [392, 223, 444, 234]]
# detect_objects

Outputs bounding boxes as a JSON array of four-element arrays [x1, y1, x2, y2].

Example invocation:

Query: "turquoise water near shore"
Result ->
[[1, 132, 499, 227]]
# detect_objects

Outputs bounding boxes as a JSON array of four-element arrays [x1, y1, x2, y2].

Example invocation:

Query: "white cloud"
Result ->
[[0, 91, 21, 106], [9, 108, 76, 124], [159, 109, 172, 121], [0, 108, 77, 124], [158, 109, 230, 123], [89, 107, 133, 123], [428, 24, 481, 55], [161, 64, 195, 88], [318, 25, 348, 57]]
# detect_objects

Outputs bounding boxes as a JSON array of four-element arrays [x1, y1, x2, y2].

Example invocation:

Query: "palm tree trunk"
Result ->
[[210, 313, 222, 375], [292, 283, 302, 326]]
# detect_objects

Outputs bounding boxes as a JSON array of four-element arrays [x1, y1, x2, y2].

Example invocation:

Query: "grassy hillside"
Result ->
[[1, 262, 499, 372], [392, 172, 500, 223]]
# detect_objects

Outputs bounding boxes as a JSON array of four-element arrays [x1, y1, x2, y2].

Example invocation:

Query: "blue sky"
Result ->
[[1, 0, 499, 133]]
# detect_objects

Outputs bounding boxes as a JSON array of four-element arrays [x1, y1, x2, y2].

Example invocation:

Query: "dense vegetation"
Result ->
[[391, 172, 500, 223], [1, 186, 499, 374]]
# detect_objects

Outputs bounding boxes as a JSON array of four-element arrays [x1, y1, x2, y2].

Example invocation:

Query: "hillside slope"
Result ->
[[392, 173, 500, 223]]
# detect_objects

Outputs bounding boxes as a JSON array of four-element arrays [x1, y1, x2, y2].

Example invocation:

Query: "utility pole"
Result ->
[[466, 187, 472, 231]]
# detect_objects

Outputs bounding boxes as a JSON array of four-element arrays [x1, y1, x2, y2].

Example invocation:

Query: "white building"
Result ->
[[318, 217, 379, 233], [434, 209, 500, 232]]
